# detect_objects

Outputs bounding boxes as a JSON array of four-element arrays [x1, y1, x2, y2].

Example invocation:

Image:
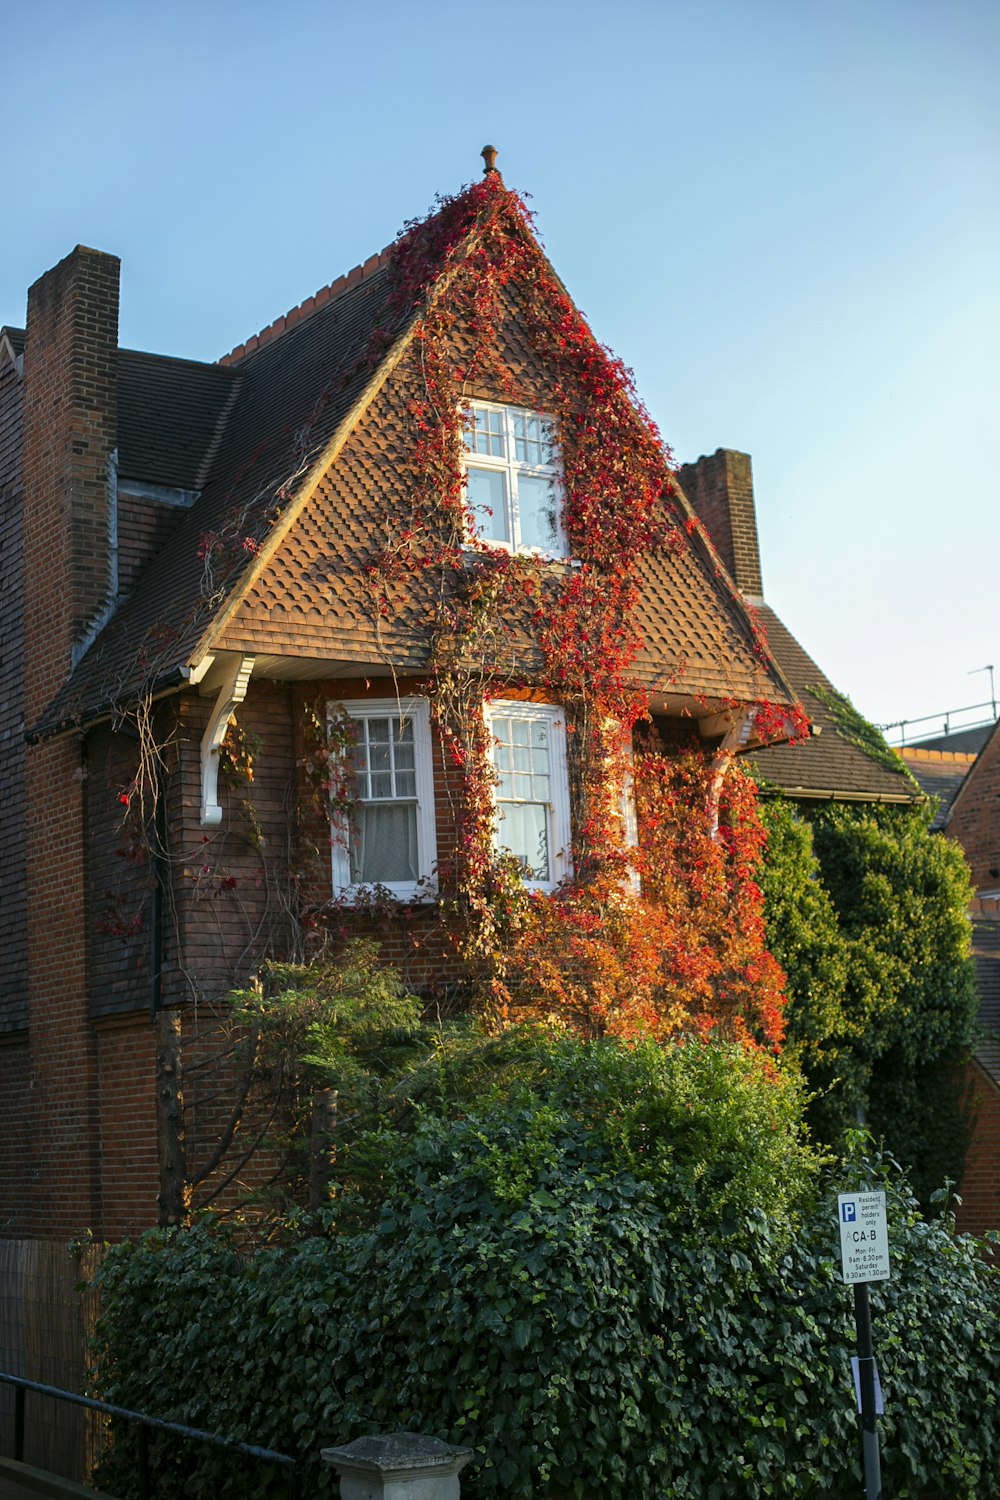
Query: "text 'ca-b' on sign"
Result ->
[[838, 1191, 890, 1283]]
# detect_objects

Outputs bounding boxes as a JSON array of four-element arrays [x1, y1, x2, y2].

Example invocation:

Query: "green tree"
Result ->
[[760, 798, 978, 1200]]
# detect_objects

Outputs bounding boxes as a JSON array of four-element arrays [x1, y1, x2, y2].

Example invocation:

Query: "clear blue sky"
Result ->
[[5, 0, 998, 737]]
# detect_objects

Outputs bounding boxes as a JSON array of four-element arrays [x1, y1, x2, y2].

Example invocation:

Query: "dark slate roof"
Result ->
[[898, 747, 975, 829], [0, 329, 237, 491], [971, 917, 1000, 1081], [117, 350, 239, 490], [745, 606, 919, 802]]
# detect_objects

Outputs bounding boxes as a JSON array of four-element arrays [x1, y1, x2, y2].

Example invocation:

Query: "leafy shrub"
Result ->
[[759, 798, 978, 1200], [89, 1039, 1000, 1499]]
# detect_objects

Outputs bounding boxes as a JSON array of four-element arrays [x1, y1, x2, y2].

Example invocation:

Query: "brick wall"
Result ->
[[948, 732, 1000, 889], [0, 350, 27, 1032], [85, 726, 150, 1018], [678, 449, 764, 598], [956, 1058, 1000, 1235], [94, 1015, 158, 1239], [117, 492, 189, 598], [0, 1037, 31, 1233]]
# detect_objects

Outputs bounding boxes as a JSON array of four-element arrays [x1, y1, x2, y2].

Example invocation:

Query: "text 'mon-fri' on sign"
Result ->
[[838, 1191, 891, 1284]]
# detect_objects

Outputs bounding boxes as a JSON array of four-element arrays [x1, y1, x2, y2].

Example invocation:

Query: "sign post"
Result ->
[[837, 1191, 890, 1499]]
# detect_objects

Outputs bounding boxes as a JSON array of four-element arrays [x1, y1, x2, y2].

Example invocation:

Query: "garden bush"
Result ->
[[88, 1033, 1000, 1499]]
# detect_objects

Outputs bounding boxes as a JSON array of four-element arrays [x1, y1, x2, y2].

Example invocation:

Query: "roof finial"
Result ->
[[481, 144, 499, 176]]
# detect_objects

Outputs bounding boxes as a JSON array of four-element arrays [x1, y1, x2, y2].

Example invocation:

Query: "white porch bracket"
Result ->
[[200, 655, 255, 827], [707, 709, 756, 840]]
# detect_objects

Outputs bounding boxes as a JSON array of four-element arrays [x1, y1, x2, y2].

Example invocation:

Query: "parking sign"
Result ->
[[837, 1191, 890, 1283]]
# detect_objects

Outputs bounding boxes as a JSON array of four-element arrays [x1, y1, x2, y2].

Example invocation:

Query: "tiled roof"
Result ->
[[117, 349, 239, 490], [898, 747, 976, 829], [633, 543, 791, 709], [745, 606, 920, 802]]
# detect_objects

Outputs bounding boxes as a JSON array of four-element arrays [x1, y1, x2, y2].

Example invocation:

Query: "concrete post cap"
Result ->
[[321, 1433, 475, 1478]]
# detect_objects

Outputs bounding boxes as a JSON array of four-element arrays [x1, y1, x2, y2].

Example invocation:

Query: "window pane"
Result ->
[[470, 406, 506, 457], [393, 739, 415, 771], [516, 475, 559, 552], [351, 802, 418, 884], [496, 801, 549, 881], [513, 413, 547, 464], [369, 740, 391, 774], [466, 467, 509, 543]]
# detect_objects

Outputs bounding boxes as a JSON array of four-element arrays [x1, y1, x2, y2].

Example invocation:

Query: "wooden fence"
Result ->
[[0, 1240, 102, 1482]]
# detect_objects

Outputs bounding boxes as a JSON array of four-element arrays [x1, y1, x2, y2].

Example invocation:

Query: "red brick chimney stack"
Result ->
[[23, 246, 120, 714], [20, 246, 120, 1235], [678, 449, 764, 600]]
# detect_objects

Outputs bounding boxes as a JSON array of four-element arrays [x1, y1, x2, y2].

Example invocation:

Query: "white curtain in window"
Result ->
[[496, 801, 549, 881], [351, 803, 419, 884]]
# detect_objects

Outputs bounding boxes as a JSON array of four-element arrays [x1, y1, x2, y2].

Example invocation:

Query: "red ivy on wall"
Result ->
[[334, 174, 798, 1050]]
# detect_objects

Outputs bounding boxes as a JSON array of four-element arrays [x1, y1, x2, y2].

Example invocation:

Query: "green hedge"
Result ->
[[88, 1039, 1000, 1499], [759, 797, 978, 1199]]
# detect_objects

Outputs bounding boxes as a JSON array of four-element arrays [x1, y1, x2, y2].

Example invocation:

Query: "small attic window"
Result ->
[[462, 401, 566, 557]]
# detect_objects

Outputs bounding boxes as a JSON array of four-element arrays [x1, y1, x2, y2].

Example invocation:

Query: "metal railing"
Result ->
[[881, 665, 998, 747], [880, 696, 998, 747], [0, 1371, 300, 1500]]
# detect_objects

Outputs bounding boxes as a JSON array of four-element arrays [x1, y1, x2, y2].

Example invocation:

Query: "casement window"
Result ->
[[486, 701, 572, 891], [462, 401, 565, 557], [330, 698, 437, 900]]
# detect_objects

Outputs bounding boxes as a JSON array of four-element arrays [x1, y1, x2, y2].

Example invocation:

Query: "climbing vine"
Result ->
[[346, 171, 801, 1038]]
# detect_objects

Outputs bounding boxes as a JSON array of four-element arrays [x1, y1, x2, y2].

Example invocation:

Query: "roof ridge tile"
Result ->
[[218, 244, 396, 367]]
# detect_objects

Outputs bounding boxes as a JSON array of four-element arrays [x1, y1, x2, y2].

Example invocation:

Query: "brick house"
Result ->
[[0, 165, 805, 1241], [926, 729, 1000, 1233]]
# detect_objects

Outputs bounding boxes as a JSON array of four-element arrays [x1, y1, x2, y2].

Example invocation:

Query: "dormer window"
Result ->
[[462, 401, 565, 557]]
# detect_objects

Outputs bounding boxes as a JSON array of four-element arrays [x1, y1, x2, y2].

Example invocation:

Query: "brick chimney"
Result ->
[[23, 246, 120, 718], [20, 246, 120, 1235], [677, 449, 763, 600]]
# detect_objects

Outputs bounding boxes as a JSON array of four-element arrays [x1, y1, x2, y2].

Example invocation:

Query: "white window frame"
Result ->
[[329, 697, 437, 902], [485, 700, 572, 892], [462, 400, 566, 558]]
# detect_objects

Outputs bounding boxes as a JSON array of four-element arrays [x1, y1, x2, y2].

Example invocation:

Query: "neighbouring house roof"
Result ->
[[742, 606, 920, 804], [898, 746, 977, 829], [31, 191, 798, 742], [904, 725, 994, 755], [0, 327, 24, 361]]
